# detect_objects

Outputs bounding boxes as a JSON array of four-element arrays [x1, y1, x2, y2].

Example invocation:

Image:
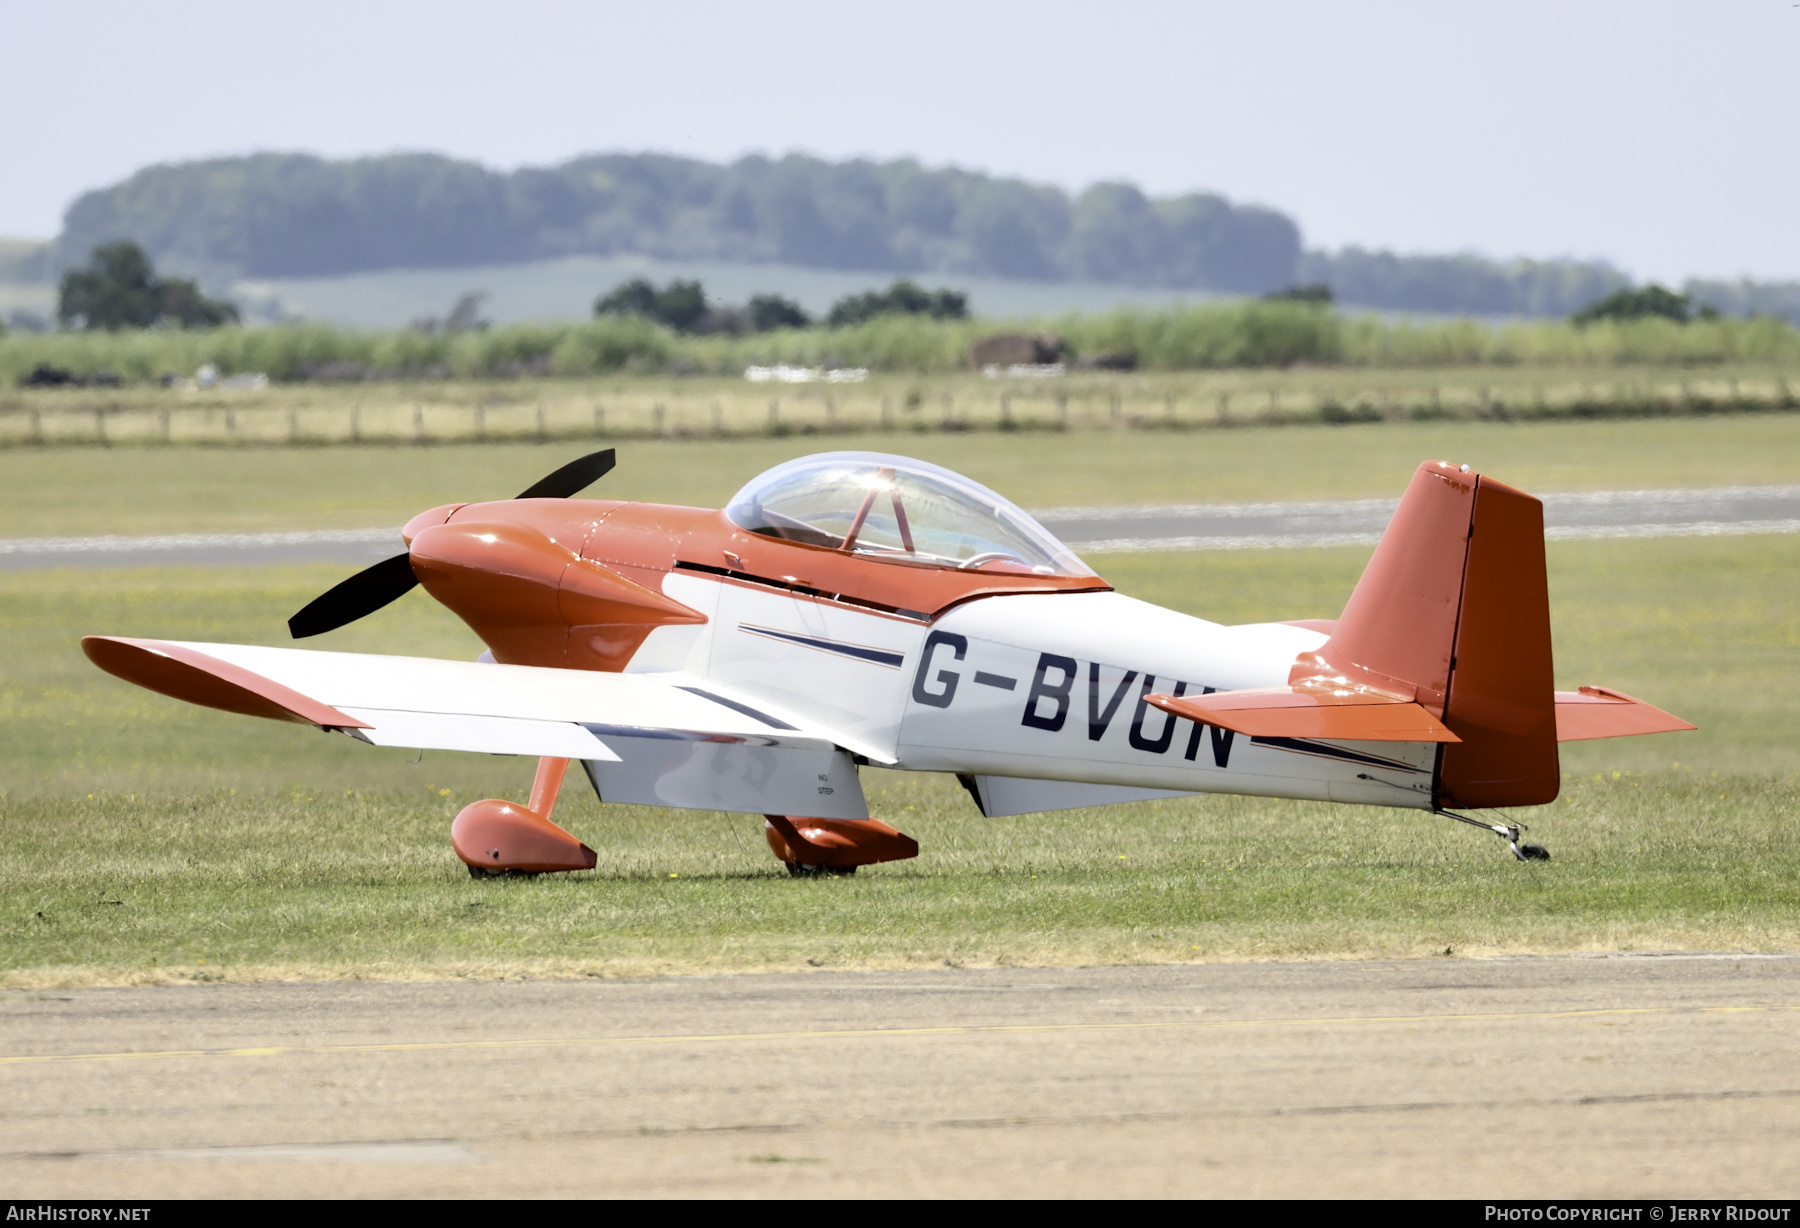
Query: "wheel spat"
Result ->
[[286, 448, 617, 639]]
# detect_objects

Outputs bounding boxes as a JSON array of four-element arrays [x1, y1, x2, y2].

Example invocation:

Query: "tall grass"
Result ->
[[4, 302, 1798, 386]]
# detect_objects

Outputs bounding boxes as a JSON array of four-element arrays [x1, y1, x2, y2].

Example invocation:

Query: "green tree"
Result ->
[[747, 293, 810, 331], [1571, 284, 1697, 325], [826, 280, 967, 328], [57, 241, 238, 330], [593, 278, 710, 333]]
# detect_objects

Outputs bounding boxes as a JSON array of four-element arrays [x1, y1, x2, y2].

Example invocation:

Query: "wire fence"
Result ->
[[1, 372, 1794, 448]]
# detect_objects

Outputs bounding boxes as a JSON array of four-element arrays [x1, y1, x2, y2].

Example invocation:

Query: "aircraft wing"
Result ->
[[81, 636, 883, 819]]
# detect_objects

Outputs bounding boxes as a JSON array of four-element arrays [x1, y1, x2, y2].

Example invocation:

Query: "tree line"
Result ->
[[20, 150, 1800, 323], [52, 152, 1301, 294]]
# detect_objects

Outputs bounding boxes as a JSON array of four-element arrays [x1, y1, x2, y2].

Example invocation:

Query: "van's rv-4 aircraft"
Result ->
[[84, 451, 1694, 875]]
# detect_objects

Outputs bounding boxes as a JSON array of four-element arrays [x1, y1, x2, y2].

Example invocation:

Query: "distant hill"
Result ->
[[36, 150, 1800, 323], [51, 151, 1302, 295]]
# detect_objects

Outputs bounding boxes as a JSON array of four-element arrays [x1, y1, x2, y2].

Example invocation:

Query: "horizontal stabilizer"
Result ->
[[1554, 686, 1696, 741], [1146, 687, 1461, 743]]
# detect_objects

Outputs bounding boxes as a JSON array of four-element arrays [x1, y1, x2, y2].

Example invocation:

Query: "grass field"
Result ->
[[2, 414, 1796, 986], [2, 530, 1795, 986], [7, 411, 1800, 539]]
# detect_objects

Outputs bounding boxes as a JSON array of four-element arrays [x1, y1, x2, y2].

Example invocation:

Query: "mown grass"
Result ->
[[6, 411, 1800, 539], [2, 531, 1795, 985]]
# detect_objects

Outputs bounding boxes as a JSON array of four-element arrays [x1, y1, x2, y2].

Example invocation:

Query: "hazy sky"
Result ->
[[5, 0, 1795, 282]]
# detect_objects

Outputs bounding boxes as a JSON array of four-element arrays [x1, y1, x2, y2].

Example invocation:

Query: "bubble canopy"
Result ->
[[725, 452, 1092, 577]]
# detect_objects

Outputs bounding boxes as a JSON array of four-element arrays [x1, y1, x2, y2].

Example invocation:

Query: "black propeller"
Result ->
[[513, 448, 616, 500], [286, 448, 616, 639]]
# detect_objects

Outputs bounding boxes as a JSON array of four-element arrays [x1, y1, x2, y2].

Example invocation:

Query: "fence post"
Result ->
[[95, 408, 107, 446], [653, 403, 666, 437], [414, 405, 426, 444], [535, 405, 546, 442], [1000, 393, 1011, 428], [289, 409, 300, 443], [159, 408, 171, 443], [29, 407, 41, 445], [1057, 393, 1069, 428]]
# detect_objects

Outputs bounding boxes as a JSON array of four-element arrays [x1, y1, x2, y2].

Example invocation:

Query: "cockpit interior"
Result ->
[[724, 453, 1088, 577]]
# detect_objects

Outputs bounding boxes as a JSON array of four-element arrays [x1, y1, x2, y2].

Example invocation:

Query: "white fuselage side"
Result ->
[[635, 578, 1437, 812]]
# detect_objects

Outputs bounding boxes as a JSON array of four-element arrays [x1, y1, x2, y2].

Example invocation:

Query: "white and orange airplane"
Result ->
[[84, 450, 1693, 875]]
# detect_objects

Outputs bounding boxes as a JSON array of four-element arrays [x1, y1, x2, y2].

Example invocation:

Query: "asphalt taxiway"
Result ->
[[3, 955, 1797, 1198], [4, 485, 1798, 570]]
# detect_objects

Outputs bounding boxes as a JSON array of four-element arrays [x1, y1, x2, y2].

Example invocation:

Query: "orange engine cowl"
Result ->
[[409, 519, 704, 669], [450, 799, 598, 874], [763, 815, 919, 870]]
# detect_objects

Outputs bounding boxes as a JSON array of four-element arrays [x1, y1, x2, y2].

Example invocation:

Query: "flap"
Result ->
[[1554, 686, 1696, 741], [1146, 687, 1461, 743]]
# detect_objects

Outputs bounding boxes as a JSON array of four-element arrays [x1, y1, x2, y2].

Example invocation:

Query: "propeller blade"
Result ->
[[514, 448, 616, 500], [287, 552, 419, 639], [288, 450, 615, 639]]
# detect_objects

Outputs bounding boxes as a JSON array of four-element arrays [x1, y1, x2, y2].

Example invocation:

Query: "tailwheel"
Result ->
[[1434, 809, 1549, 862]]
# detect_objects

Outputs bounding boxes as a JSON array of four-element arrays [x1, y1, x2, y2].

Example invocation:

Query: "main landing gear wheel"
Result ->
[[785, 863, 857, 877], [1434, 809, 1550, 862]]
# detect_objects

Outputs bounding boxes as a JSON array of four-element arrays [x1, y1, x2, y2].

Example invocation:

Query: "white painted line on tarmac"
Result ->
[[0, 527, 402, 555]]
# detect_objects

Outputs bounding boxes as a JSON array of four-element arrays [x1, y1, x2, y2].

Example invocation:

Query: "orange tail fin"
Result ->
[[1293, 461, 1558, 809]]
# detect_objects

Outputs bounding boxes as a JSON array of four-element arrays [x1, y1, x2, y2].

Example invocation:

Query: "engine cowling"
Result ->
[[409, 519, 705, 669]]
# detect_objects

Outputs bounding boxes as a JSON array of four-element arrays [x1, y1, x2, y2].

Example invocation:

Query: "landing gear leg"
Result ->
[[1435, 809, 1550, 861]]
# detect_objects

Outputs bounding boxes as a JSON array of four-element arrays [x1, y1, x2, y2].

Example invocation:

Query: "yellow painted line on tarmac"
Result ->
[[2, 1003, 1793, 1069]]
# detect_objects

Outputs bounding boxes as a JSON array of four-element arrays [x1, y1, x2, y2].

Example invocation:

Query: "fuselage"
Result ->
[[402, 494, 1437, 812]]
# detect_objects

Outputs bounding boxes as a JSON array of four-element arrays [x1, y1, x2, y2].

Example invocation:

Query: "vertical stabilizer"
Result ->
[[1294, 461, 1558, 809], [1436, 475, 1558, 807]]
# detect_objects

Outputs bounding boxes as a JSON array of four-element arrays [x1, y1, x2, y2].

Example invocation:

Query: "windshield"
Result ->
[[725, 452, 1091, 577]]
